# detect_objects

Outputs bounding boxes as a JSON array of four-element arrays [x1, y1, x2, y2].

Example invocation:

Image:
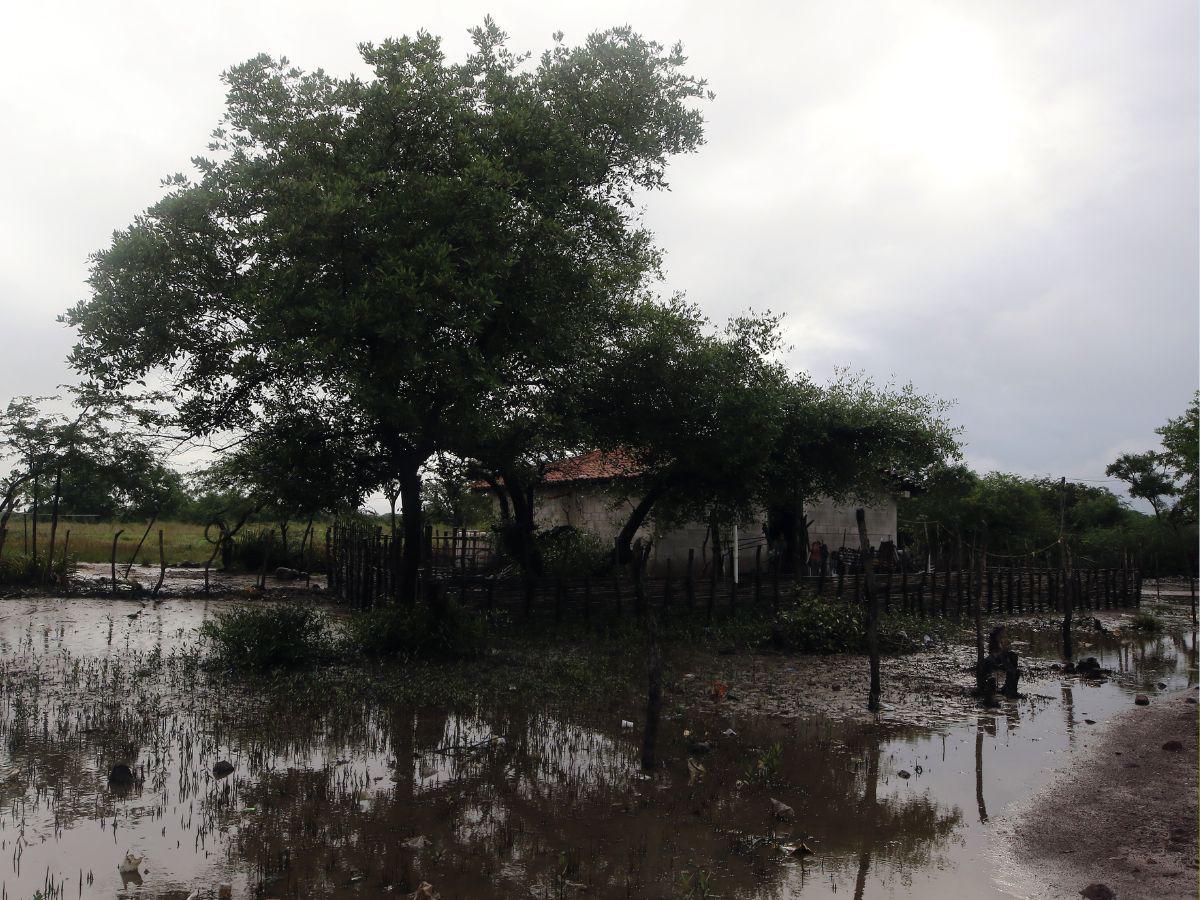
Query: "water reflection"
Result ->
[[0, 598, 1193, 898]]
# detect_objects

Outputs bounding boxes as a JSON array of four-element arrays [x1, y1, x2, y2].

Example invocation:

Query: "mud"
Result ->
[[0, 594, 1192, 898]]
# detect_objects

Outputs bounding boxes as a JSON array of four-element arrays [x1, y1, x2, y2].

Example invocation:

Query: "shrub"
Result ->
[[342, 599, 487, 659], [1130, 611, 1162, 632], [537, 527, 614, 578], [0, 553, 75, 587], [227, 527, 279, 572], [200, 604, 333, 670], [776, 598, 865, 653]]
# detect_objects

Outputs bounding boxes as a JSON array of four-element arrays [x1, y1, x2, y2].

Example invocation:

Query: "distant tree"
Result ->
[[1106, 392, 1198, 529], [66, 20, 709, 602]]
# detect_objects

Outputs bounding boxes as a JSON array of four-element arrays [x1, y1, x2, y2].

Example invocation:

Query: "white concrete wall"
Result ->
[[486, 483, 897, 574]]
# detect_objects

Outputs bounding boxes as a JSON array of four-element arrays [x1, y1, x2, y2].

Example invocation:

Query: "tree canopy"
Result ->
[[66, 20, 710, 600]]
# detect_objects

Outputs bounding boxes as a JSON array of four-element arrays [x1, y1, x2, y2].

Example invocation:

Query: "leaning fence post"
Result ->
[[110, 529, 124, 595]]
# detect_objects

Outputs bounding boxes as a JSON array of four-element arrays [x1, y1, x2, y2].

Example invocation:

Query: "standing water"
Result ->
[[0, 597, 1193, 898]]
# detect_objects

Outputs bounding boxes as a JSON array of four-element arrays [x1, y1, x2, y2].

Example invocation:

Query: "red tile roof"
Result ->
[[471, 449, 643, 492], [540, 448, 643, 484]]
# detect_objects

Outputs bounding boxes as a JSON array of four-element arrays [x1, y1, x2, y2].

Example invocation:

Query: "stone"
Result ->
[[1080, 884, 1115, 900], [1134, 695, 1150, 706], [1187, 697, 1197, 704], [108, 763, 135, 786], [213, 760, 235, 778], [897, 770, 911, 779], [1162, 740, 1183, 752], [1157, 681, 1168, 689], [769, 798, 795, 821]]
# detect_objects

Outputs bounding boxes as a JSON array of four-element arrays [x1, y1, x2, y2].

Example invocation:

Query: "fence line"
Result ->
[[326, 523, 1142, 621]]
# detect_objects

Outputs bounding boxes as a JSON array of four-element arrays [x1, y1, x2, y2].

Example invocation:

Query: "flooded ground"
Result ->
[[0, 594, 1193, 899]]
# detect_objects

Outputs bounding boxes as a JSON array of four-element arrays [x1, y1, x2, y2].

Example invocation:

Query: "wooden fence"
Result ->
[[326, 522, 1142, 620]]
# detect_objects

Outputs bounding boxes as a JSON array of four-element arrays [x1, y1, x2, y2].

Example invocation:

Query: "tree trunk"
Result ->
[[856, 508, 881, 712], [615, 482, 668, 564], [398, 464, 424, 606]]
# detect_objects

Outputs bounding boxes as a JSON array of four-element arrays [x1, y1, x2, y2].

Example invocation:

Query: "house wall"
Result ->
[[485, 483, 897, 574]]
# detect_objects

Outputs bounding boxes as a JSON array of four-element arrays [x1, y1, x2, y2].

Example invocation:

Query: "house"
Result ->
[[478, 449, 898, 574]]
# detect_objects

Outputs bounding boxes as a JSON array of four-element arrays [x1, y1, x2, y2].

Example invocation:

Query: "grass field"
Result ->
[[1, 519, 213, 566], [0, 519, 334, 567]]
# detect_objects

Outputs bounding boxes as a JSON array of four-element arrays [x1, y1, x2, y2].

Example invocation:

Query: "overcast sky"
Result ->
[[1, 0, 1196, 497]]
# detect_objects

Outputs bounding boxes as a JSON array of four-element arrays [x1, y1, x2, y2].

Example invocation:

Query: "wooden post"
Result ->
[[663, 560, 673, 623], [856, 510, 881, 713], [60, 529, 70, 588], [973, 523, 988, 696], [901, 568, 909, 613], [110, 529, 123, 595], [641, 621, 662, 771], [151, 529, 167, 599], [685, 549, 696, 609], [555, 577, 564, 624], [706, 556, 716, 623], [754, 546, 763, 605], [583, 575, 591, 624]]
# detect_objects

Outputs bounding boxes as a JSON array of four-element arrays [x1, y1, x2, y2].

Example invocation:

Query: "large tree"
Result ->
[[66, 21, 709, 602]]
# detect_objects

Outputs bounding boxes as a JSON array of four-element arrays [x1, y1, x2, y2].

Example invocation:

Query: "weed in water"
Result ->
[[200, 603, 334, 670], [1130, 611, 1163, 632]]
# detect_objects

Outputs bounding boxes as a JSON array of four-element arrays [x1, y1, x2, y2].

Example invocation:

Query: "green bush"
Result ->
[[0, 553, 75, 587], [776, 598, 865, 653], [342, 599, 487, 659], [774, 598, 943, 654], [1130, 611, 1162, 632], [200, 604, 333, 670], [537, 527, 614, 578]]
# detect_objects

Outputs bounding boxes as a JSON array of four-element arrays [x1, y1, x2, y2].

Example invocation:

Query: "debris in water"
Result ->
[[621, 719, 634, 730], [402, 835, 429, 851], [219, 884, 233, 899], [213, 759, 235, 778], [108, 763, 135, 786], [710, 681, 729, 700], [408, 882, 440, 899], [118, 851, 144, 874], [769, 798, 795, 821], [687, 758, 705, 785], [897, 770, 912, 779]]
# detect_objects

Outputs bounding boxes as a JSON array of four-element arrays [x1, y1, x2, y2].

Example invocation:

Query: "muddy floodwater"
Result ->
[[0, 596, 1193, 899]]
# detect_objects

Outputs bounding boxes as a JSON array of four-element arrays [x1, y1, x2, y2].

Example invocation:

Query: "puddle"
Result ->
[[0, 597, 1193, 898]]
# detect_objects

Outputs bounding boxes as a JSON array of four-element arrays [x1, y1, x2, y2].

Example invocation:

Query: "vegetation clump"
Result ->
[[342, 601, 487, 660], [200, 604, 334, 670], [774, 597, 947, 654], [1129, 611, 1163, 632]]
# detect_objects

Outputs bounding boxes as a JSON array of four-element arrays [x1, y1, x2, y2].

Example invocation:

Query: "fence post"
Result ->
[[754, 546, 763, 605], [685, 549, 696, 609]]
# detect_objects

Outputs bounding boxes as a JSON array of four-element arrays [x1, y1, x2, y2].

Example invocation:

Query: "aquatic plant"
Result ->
[[342, 600, 486, 660], [200, 603, 334, 670], [1130, 611, 1163, 632]]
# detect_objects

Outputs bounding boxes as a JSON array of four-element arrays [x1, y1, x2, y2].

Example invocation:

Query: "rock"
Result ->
[[274, 566, 300, 580], [1080, 884, 1115, 900], [1162, 740, 1184, 752], [1187, 697, 1197, 704], [213, 760, 235, 778], [769, 797, 794, 821], [1135, 695, 1150, 706], [1075, 657, 1104, 678], [1157, 681, 1167, 689], [401, 835, 429, 851], [897, 770, 911, 779], [108, 763, 135, 786], [722, 728, 738, 737], [218, 884, 232, 900]]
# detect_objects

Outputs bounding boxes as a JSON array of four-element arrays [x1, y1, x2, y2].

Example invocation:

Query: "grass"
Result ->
[[0, 519, 330, 568]]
